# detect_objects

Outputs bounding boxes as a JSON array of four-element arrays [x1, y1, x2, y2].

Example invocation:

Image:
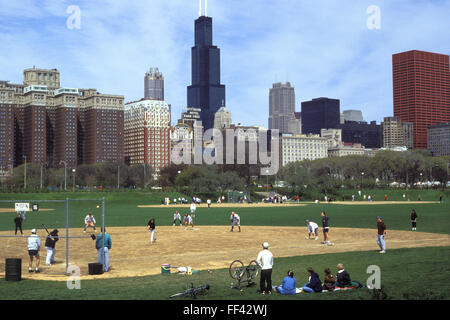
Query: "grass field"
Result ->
[[0, 190, 449, 300]]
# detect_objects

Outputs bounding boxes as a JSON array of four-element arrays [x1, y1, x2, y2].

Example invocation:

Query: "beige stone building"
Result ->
[[281, 134, 328, 166], [381, 116, 413, 149]]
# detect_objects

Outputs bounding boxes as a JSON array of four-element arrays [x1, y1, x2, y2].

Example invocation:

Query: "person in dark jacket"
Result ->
[[335, 263, 352, 287], [323, 268, 336, 291], [301, 267, 323, 293], [411, 209, 418, 231], [45, 229, 59, 265], [14, 213, 23, 236]]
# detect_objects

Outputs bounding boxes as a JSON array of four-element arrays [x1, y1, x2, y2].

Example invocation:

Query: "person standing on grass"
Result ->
[[147, 218, 156, 243], [376, 216, 386, 253], [411, 209, 418, 231], [27, 228, 41, 273], [14, 213, 23, 236], [257, 242, 274, 295]]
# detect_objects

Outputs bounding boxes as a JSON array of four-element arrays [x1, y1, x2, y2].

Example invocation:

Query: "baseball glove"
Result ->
[[91, 234, 96, 240]]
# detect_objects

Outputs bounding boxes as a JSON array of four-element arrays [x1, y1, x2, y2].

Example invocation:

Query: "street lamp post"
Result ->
[[72, 168, 76, 192], [117, 165, 120, 190], [361, 172, 364, 189]]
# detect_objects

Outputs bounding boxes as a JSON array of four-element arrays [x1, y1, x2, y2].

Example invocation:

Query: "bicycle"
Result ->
[[229, 259, 260, 290], [169, 283, 210, 299]]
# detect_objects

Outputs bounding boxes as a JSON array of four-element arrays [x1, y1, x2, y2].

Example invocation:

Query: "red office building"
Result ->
[[393, 50, 450, 149]]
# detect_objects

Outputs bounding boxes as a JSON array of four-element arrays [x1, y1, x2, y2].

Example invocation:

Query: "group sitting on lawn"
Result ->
[[274, 263, 363, 294]]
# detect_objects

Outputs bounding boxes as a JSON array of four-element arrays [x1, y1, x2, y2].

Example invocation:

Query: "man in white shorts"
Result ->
[[306, 220, 319, 240], [190, 201, 197, 219], [230, 211, 241, 232]]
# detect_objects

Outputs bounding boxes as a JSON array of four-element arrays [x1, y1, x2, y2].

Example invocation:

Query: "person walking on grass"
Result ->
[[377, 216, 386, 253], [256, 242, 274, 295]]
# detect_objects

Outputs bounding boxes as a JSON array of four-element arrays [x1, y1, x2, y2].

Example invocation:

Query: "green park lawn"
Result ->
[[0, 189, 449, 300]]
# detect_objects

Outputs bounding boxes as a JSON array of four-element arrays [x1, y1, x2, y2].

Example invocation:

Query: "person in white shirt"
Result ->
[[306, 220, 319, 240], [83, 212, 97, 233], [207, 199, 211, 208], [256, 242, 274, 295], [230, 212, 241, 232], [173, 210, 182, 226], [184, 213, 194, 230], [27, 228, 41, 273], [190, 202, 196, 219]]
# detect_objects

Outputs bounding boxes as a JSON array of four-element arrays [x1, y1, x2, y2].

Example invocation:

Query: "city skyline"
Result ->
[[0, 0, 449, 128]]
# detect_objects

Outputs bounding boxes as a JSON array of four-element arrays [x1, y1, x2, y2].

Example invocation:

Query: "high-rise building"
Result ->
[[301, 97, 340, 134], [187, 12, 226, 130], [124, 99, 171, 172], [393, 50, 450, 149], [381, 116, 413, 149], [214, 105, 232, 129], [268, 82, 297, 134], [428, 123, 450, 156], [0, 68, 125, 170], [337, 120, 382, 148], [144, 67, 164, 100]]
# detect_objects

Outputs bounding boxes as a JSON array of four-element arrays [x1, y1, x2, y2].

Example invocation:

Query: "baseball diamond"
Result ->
[[0, 226, 449, 281]]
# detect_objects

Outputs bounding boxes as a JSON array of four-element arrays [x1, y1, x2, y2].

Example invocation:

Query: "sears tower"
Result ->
[[187, 2, 226, 130]]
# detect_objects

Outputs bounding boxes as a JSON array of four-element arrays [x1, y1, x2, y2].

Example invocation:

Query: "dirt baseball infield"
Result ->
[[0, 208, 55, 213], [1, 226, 448, 281]]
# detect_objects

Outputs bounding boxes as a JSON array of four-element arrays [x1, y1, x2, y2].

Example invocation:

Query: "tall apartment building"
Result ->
[[428, 123, 450, 156], [280, 134, 328, 166], [0, 67, 125, 170], [124, 99, 171, 172], [393, 50, 450, 149], [337, 120, 382, 148], [144, 67, 164, 100], [268, 82, 298, 134], [301, 97, 340, 134], [381, 116, 413, 149]]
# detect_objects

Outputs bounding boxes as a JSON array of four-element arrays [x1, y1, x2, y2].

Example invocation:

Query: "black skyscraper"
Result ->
[[301, 97, 340, 134], [187, 15, 226, 130]]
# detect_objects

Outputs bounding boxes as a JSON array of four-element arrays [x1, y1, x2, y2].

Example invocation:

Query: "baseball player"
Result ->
[[230, 211, 241, 232], [184, 213, 194, 230], [305, 220, 319, 240], [173, 210, 182, 226], [147, 218, 156, 243], [45, 229, 59, 265], [321, 211, 333, 246], [190, 201, 197, 219], [83, 212, 97, 233], [27, 228, 41, 273]]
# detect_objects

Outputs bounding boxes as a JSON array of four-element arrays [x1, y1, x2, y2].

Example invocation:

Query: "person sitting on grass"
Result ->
[[335, 263, 352, 288], [322, 268, 336, 291], [301, 267, 323, 293], [274, 270, 297, 295]]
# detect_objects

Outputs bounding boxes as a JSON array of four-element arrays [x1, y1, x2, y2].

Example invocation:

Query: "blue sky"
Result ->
[[1, 0, 449, 127]]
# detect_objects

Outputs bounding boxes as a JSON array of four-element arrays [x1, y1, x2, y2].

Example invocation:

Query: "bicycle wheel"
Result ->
[[246, 260, 260, 280], [229, 260, 245, 280]]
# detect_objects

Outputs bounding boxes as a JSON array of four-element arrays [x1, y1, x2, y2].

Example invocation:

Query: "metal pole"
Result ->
[[24, 156, 27, 190], [117, 165, 120, 190], [66, 198, 69, 275], [102, 197, 105, 272], [40, 164, 43, 189]]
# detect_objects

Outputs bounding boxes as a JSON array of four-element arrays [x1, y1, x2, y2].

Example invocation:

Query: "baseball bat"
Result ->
[[42, 223, 50, 235]]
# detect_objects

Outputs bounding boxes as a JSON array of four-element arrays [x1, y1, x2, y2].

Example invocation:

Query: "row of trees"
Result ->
[[1, 150, 448, 196]]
